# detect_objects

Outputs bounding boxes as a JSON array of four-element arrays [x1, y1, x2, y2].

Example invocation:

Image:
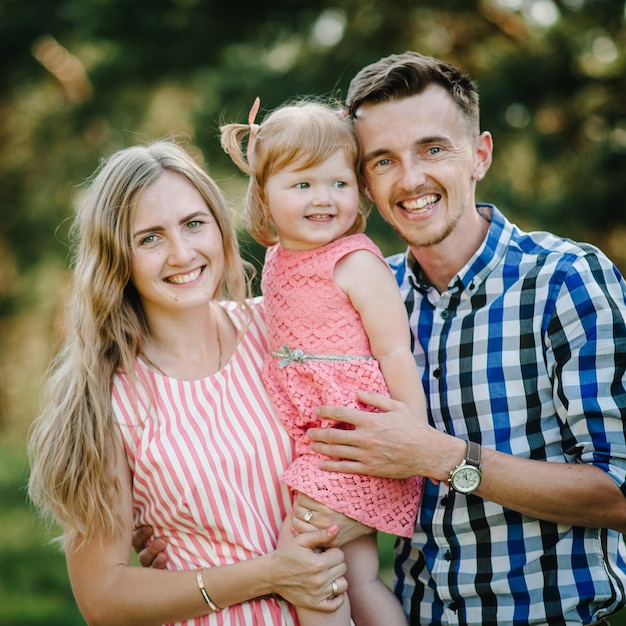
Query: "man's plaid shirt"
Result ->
[[387, 205, 626, 626]]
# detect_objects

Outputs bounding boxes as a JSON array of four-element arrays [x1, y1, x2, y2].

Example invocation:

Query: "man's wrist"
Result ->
[[448, 440, 482, 494]]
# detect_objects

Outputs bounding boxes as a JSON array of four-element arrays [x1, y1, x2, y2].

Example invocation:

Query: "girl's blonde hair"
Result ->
[[28, 140, 251, 549], [220, 99, 368, 247]]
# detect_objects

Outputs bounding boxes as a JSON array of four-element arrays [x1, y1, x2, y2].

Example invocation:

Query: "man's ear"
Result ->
[[473, 131, 493, 181], [361, 177, 373, 201]]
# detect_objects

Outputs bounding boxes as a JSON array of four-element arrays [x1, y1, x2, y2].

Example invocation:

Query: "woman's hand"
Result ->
[[133, 521, 347, 612], [267, 524, 348, 612], [290, 492, 375, 545]]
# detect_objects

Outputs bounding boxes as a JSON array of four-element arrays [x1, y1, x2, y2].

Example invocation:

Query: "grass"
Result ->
[[0, 437, 84, 625], [4, 436, 625, 625]]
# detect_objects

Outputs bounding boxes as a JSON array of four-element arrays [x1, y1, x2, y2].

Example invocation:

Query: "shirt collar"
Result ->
[[405, 204, 513, 296]]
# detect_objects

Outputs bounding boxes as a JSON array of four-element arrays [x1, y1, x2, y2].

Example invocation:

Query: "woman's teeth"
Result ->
[[166, 267, 202, 284]]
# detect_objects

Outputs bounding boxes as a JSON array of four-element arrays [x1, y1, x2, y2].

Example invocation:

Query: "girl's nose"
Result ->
[[311, 185, 332, 206]]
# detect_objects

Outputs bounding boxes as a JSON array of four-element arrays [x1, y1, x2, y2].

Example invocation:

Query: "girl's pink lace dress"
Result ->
[[262, 233, 422, 537]]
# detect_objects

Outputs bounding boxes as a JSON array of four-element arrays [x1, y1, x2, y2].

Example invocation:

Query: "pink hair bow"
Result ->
[[246, 96, 260, 163]]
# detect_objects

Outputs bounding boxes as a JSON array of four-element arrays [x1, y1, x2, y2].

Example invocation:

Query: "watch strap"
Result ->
[[466, 441, 481, 467]]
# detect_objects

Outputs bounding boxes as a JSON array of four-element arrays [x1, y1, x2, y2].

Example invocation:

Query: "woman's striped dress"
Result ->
[[113, 300, 299, 625]]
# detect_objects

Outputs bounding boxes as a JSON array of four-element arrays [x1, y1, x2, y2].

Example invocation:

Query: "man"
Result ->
[[136, 52, 626, 625], [306, 51, 626, 626]]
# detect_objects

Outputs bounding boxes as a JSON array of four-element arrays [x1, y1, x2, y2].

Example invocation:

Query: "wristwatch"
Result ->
[[448, 440, 482, 494]]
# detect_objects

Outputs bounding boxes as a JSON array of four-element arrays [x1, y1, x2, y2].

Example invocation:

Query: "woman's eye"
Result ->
[[187, 220, 201, 230], [141, 234, 157, 245]]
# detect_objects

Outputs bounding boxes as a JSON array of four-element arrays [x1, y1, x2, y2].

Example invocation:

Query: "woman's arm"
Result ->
[[69, 439, 348, 626], [290, 492, 376, 542]]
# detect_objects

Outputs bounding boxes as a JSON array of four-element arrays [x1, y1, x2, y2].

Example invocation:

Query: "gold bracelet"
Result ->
[[196, 568, 222, 612]]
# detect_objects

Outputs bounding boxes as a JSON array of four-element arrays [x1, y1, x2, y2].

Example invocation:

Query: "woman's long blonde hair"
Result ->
[[220, 99, 368, 247], [28, 140, 251, 549]]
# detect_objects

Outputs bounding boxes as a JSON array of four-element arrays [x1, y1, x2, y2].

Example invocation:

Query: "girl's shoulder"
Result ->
[[336, 233, 385, 260]]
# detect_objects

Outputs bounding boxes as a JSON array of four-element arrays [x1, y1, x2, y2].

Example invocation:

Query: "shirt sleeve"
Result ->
[[546, 248, 626, 494]]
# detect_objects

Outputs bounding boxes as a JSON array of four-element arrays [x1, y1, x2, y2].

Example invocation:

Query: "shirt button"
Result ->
[[440, 310, 449, 319], [433, 368, 441, 378], [449, 602, 458, 612], [440, 495, 449, 506], [444, 550, 452, 561]]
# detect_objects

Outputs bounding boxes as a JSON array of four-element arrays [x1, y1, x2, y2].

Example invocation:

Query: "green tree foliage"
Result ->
[[0, 0, 624, 424]]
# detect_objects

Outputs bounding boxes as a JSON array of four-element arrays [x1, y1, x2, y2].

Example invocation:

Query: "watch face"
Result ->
[[451, 466, 481, 494]]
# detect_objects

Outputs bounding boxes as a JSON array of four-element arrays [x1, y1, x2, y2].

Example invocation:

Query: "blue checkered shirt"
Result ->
[[387, 205, 626, 626]]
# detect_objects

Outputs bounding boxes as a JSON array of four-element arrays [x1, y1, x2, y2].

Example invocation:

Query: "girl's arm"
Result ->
[[335, 249, 427, 416], [67, 438, 347, 626]]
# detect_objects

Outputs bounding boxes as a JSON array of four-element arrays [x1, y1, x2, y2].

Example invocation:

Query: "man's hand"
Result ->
[[132, 525, 168, 569], [310, 390, 453, 484]]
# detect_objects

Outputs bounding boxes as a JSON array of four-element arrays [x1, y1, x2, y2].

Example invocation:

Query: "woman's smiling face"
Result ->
[[129, 170, 224, 319]]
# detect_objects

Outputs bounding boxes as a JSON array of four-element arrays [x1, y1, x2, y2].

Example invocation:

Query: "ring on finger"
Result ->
[[303, 509, 314, 523], [331, 580, 339, 597]]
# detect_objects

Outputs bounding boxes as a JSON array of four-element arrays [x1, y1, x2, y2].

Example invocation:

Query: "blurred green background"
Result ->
[[1, 0, 625, 623]]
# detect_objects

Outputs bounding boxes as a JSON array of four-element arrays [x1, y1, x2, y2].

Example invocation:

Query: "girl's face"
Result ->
[[263, 149, 360, 251], [129, 170, 224, 320]]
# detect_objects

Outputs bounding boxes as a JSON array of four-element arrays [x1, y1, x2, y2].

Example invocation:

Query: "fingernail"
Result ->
[[328, 524, 338, 534]]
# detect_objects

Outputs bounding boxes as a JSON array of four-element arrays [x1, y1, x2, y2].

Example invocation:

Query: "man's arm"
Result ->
[[133, 525, 168, 568], [310, 390, 626, 534]]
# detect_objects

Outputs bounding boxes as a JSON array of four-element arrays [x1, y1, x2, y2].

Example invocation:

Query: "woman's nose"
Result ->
[[167, 234, 195, 265]]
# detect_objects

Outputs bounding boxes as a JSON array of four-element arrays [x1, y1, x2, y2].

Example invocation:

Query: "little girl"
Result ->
[[220, 98, 425, 626]]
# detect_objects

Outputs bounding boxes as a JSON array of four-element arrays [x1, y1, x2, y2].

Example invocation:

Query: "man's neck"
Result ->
[[411, 206, 491, 293]]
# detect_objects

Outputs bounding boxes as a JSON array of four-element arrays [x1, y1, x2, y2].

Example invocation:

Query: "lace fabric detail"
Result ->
[[261, 234, 422, 537]]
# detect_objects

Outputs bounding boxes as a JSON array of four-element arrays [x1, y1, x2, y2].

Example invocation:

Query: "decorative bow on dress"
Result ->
[[271, 345, 375, 369]]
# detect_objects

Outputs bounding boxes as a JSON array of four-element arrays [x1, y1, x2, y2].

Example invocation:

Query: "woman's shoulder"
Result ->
[[221, 297, 268, 347], [221, 296, 265, 324]]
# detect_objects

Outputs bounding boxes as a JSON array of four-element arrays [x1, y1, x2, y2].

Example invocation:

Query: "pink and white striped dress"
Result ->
[[113, 300, 298, 626]]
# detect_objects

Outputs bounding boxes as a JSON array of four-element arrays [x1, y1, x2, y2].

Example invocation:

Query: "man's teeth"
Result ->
[[166, 268, 202, 284], [402, 194, 439, 210]]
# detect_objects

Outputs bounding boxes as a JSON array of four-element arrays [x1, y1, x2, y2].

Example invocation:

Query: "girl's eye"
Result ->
[[334, 181, 347, 188], [295, 182, 310, 189]]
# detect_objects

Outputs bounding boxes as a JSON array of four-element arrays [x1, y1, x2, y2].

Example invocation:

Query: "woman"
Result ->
[[27, 140, 347, 625]]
